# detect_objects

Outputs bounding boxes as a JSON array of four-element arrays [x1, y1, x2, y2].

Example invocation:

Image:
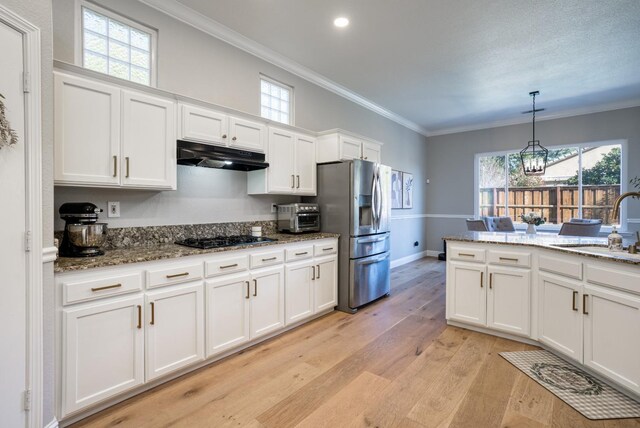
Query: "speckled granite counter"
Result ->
[[444, 231, 640, 266], [55, 233, 340, 273]]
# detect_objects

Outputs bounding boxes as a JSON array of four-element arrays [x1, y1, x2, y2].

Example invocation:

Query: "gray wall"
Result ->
[[425, 107, 640, 252], [2, 0, 55, 423], [52, 0, 429, 261]]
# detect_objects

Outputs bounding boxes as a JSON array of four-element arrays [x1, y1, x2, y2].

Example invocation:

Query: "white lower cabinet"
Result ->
[[314, 256, 338, 312], [487, 266, 530, 337], [145, 282, 205, 381], [250, 267, 285, 338], [448, 261, 486, 326], [285, 261, 314, 324], [583, 285, 640, 393], [62, 295, 144, 416], [538, 273, 583, 362]]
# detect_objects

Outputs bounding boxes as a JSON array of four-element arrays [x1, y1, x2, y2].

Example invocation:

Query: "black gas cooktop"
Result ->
[[175, 235, 277, 249]]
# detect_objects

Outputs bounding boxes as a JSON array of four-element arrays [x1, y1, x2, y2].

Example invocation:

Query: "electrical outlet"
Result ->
[[107, 201, 120, 218], [271, 203, 278, 213]]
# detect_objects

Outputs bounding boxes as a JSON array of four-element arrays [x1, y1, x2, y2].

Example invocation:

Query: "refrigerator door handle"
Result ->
[[371, 167, 378, 230], [375, 169, 383, 228]]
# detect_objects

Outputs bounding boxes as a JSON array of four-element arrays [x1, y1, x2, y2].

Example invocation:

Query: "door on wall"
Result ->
[[0, 18, 27, 428]]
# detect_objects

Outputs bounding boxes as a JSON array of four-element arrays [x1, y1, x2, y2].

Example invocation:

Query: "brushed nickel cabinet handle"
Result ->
[[220, 263, 238, 269], [459, 253, 475, 258], [232, 136, 237, 141], [166, 272, 189, 279], [572, 291, 578, 311], [296, 175, 300, 188], [489, 273, 493, 289], [480, 271, 483, 288], [91, 283, 122, 292], [499, 257, 518, 262], [295, 252, 308, 256], [113, 155, 118, 177], [137, 305, 142, 329], [291, 175, 295, 188], [312, 265, 315, 280], [262, 257, 277, 262], [222, 134, 227, 139], [253, 279, 258, 297], [245, 281, 250, 299], [583, 294, 589, 315], [150, 302, 155, 325], [322, 247, 334, 251], [125, 156, 130, 178], [317, 264, 320, 279]]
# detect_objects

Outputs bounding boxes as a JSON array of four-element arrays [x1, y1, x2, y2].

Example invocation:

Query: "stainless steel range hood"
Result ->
[[177, 140, 269, 171]]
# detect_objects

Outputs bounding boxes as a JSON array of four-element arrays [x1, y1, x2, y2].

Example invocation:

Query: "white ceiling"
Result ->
[[165, 0, 640, 135]]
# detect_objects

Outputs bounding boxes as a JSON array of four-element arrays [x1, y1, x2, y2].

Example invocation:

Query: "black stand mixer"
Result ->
[[59, 202, 108, 257]]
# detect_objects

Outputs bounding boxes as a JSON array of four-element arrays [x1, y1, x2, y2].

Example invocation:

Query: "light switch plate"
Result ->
[[107, 201, 120, 218]]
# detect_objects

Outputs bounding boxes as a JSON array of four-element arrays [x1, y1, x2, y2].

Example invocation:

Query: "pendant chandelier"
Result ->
[[519, 91, 548, 175]]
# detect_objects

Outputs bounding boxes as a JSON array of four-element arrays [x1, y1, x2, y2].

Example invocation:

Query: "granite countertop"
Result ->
[[54, 232, 340, 273], [444, 231, 640, 266]]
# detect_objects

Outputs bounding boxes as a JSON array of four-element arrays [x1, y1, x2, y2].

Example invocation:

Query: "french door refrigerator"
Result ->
[[308, 160, 391, 313]]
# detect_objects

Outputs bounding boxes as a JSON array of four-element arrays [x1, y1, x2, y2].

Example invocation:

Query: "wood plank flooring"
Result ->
[[71, 258, 640, 428]]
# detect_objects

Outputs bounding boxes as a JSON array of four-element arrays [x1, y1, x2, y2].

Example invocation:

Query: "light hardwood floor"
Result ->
[[72, 258, 640, 428]]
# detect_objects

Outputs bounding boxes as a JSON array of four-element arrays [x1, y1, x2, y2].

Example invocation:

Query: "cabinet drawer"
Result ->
[[286, 245, 314, 262], [146, 262, 204, 289], [449, 246, 485, 263], [314, 242, 337, 256], [539, 254, 582, 280], [487, 250, 531, 268], [585, 264, 640, 295], [251, 249, 285, 269], [205, 254, 249, 277], [62, 272, 143, 305]]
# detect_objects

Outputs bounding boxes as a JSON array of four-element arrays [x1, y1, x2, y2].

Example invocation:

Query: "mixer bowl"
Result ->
[[67, 223, 108, 248]]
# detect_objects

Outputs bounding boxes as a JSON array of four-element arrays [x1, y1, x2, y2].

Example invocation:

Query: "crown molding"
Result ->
[[426, 98, 640, 137], [138, 0, 430, 137]]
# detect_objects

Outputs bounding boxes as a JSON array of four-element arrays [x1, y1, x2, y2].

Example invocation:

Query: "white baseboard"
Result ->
[[426, 250, 441, 258], [391, 250, 429, 268], [44, 418, 59, 428]]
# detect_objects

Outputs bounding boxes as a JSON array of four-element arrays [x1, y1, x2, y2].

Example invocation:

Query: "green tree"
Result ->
[[567, 148, 620, 185]]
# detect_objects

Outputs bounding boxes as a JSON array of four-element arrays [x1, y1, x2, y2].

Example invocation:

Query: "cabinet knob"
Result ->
[[232, 136, 237, 141], [222, 134, 227, 139]]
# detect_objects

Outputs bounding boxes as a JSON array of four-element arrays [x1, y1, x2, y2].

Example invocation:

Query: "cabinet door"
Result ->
[[487, 266, 530, 337], [538, 273, 583, 362], [267, 127, 296, 193], [229, 116, 266, 152], [339, 135, 363, 160], [447, 262, 486, 326], [314, 256, 338, 312], [285, 262, 314, 325], [62, 296, 144, 416], [145, 282, 205, 381], [205, 273, 251, 357], [54, 73, 120, 186], [180, 104, 228, 145], [294, 134, 316, 195], [122, 90, 176, 189], [584, 285, 640, 393], [250, 267, 285, 339], [362, 142, 381, 163]]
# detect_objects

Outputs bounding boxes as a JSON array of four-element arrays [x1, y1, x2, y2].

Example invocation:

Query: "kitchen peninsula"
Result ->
[[445, 231, 640, 398]]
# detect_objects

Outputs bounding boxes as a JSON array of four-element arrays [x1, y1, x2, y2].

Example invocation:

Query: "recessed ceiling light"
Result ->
[[334, 17, 349, 28]]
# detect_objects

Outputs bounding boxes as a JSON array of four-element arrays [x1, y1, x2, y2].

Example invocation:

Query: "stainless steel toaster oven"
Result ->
[[277, 203, 320, 233]]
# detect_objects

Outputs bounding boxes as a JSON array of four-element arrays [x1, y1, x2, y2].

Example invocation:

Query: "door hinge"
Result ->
[[23, 72, 30, 93], [25, 231, 31, 252], [23, 389, 31, 411]]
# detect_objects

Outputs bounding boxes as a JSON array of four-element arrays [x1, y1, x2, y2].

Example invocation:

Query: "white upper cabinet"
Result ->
[[122, 91, 176, 189], [179, 104, 229, 145], [229, 116, 267, 152], [316, 131, 383, 164], [54, 73, 121, 186], [248, 127, 317, 195], [54, 72, 177, 190]]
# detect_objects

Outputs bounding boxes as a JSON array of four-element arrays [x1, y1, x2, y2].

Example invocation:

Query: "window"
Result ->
[[260, 76, 293, 125], [476, 141, 626, 227], [78, 1, 156, 86]]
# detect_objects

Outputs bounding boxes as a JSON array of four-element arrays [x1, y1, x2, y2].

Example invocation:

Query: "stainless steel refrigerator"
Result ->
[[307, 160, 391, 313]]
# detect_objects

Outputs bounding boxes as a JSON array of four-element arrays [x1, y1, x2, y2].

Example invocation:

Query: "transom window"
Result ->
[[476, 140, 626, 228], [79, 2, 156, 86], [260, 76, 293, 125]]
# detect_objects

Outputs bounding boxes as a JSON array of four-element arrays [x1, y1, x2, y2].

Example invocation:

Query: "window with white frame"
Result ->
[[476, 140, 626, 227], [79, 1, 156, 86], [260, 76, 293, 125]]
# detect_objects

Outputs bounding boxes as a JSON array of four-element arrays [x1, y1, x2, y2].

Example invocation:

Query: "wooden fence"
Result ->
[[479, 185, 621, 224]]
